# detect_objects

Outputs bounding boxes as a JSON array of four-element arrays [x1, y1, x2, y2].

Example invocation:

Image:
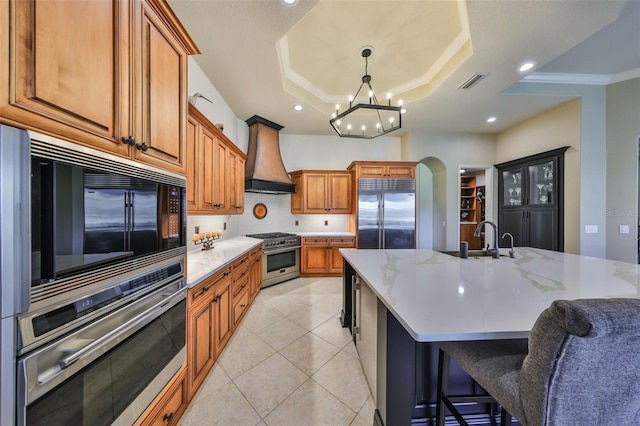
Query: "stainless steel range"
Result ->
[[246, 232, 300, 287]]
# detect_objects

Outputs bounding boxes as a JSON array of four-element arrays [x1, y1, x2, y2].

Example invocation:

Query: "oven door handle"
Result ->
[[58, 288, 184, 370], [265, 245, 301, 255]]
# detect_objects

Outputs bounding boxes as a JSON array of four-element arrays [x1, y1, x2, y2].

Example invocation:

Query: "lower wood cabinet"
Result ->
[[186, 266, 232, 397], [137, 367, 188, 426], [249, 246, 263, 300], [301, 236, 355, 276]]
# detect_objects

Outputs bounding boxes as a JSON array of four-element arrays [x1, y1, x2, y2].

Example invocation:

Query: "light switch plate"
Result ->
[[620, 225, 630, 234], [585, 225, 598, 234]]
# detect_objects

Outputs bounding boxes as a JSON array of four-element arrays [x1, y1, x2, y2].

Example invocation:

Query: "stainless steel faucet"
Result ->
[[501, 232, 516, 258], [474, 220, 500, 259]]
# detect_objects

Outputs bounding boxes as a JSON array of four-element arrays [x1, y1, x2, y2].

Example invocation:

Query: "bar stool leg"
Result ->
[[436, 349, 450, 426], [499, 406, 512, 426]]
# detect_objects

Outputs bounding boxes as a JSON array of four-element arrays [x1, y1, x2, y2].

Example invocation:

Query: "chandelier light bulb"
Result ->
[[332, 112, 337, 118], [347, 124, 352, 130], [348, 95, 353, 102], [336, 120, 341, 126], [398, 99, 403, 106], [387, 92, 392, 106], [400, 108, 407, 114], [368, 90, 373, 97], [389, 117, 394, 124], [361, 125, 366, 131]]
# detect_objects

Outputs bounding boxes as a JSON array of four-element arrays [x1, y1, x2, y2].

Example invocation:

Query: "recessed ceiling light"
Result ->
[[486, 116, 497, 123], [282, 0, 297, 4], [293, 104, 303, 111], [460, 169, 466, 174], [518, 61, 537, 72]]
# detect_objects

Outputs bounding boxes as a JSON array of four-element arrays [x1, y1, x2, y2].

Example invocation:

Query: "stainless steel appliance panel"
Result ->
[[357, 179, 416, 249], [262, 245, 300, 287], [1, 125, 31, 426], [17, 279, 186, 426]]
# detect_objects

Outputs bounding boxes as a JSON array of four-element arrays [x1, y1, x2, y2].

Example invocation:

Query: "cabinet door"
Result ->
[[527, 160, 556, 206], [187, 296, 214, 396], [228, 149, 244, 213], [527, 209, 558, 250], [500, 209, 525, 248], [3, 0, 129, 156], [213, 282, 232, 355], [329, 238, 354, 274], [327, 173, 352, 213], [136, 0, 187, 174], [290, 174, 304, 213], [302, 239, 330, 273], [386, 165, 415, 178], [186, 115, 198, 212], [198, 126, 216, 211], [358, 165, 386, 178], [304, 173, 329, 212], [249, 249, 263, 299], [501, 167, 524, 207], [213, 139, 227, 209], [141, 368, 187, 426]]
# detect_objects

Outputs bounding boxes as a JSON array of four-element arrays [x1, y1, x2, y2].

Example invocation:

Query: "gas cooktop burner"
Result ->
[[246, 232, 296, 239]]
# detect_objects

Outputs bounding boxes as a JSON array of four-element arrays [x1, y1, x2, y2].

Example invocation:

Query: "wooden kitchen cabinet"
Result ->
[[187, 104, 246, 214], [0, 0, 199, 174], [249, 246, 263, 301], [231, 254, 251, 326], [348, 161, 416, 179], [137, 367, 188, 426], [186, 266, 231, 397], [301, 236, 355, 276], [290, 170, 353, 214]]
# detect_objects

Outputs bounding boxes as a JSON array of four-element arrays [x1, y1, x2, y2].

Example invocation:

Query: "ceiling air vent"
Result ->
[[458, 73, 489, 90]]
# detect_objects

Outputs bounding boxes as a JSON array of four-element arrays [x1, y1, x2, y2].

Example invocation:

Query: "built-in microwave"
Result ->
[[1, 125, 187, 319]]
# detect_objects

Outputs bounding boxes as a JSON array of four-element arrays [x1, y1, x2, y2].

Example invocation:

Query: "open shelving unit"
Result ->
[[459, 175, 482, 249]]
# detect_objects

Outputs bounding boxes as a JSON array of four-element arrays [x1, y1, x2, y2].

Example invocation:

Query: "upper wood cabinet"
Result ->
[[187, 104, 246, 215], [348, 161, 416, 179], [0, 0, 199, 174], [290, 170, 353, 214]]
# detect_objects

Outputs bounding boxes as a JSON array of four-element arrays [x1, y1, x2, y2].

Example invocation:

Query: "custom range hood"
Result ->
[[244, 115, 295, 194]]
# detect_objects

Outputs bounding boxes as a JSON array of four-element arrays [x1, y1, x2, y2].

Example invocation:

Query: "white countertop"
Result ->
[[339, 247, 640, 342], [296, 232, 355, 237], [187, 236, 262, 287]]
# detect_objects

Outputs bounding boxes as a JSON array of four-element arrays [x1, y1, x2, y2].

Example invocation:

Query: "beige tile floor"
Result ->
[[178, 277, 374, 426]]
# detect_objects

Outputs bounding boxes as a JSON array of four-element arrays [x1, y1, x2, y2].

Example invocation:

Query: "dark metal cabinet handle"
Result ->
[[136, 142, 149, 152], [121, 136, 135, 146], [163, 412, 174, 422]]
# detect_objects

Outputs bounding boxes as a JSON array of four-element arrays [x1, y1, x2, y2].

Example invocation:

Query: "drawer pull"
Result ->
[[163, 412, 174, 422]]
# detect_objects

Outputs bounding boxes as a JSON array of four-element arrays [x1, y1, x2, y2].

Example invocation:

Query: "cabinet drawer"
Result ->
[[233, 287, 250, 326], [139, 368, 187, 426], [329, 237, 355, 247], [302, 237, 329, 246], [232, 273, 250, 297], [188, 267, 231, 305]]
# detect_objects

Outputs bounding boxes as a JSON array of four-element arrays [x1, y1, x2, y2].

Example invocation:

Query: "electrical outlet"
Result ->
[[295, 220, 299, 226], [195, 226, 200, 234], [223, 222, 227, 231], [585, 225, 598, 234], [324, 220, 328, 226], [620, 225, 630, 234]]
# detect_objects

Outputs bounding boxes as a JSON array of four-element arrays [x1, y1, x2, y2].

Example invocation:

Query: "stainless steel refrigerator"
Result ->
[[357, 178, 416, 249]]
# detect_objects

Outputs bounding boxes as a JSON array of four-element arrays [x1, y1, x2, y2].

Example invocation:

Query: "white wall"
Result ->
[[606, 77, 640, 262], [502, 82, 607, 258], [496, 99, 582, 254], [404, 132, 497, 251]]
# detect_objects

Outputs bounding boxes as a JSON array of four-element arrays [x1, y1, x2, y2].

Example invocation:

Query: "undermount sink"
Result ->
[[439, 250, 508, 258]]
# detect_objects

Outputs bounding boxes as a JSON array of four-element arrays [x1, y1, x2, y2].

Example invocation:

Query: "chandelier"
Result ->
[[329, 47, 403, 139]]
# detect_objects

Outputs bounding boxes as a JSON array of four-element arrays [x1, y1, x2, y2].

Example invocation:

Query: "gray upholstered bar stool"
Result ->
[[436, 298, 640, 426]]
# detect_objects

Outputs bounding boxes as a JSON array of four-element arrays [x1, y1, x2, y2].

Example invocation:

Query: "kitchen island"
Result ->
[[339, 247, 640, 425]]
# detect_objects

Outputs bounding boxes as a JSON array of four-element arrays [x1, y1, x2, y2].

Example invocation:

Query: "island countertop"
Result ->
[[339, 247, 640, 342], [187, 236, 262, 288]]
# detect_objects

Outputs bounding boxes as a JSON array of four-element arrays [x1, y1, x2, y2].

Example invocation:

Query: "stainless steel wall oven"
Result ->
[[0, 125, 188, 425]]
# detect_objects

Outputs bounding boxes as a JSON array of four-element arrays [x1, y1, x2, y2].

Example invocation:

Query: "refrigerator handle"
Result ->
[[379, 195, 385, 249]]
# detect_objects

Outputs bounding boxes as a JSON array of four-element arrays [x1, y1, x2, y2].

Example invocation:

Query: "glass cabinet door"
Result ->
[[528, 161, 554, 205], [502, 169, 522, 206]]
